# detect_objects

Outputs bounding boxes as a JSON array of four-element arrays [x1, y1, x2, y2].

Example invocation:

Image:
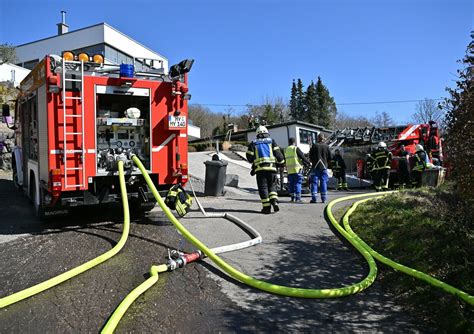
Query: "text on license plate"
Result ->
[[168, 115, 186, 127]]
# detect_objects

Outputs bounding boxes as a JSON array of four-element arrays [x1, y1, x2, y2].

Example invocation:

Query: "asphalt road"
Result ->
[[0, 170, 433, 332]]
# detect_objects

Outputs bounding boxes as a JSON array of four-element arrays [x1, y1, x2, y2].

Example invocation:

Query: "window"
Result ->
[[104, 45, 134, 66], [72, 44, 105, 58], [23, 59, 39, 70], [299, 129, 318, 145]]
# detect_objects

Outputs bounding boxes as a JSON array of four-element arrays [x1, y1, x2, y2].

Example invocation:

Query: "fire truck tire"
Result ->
[[12, 158, 21, 190], [30, 179, 45, 219], [29, 177, 55, 220]]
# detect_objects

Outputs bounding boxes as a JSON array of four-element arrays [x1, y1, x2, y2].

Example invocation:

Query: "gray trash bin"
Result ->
[[204, 156, 228, 196]]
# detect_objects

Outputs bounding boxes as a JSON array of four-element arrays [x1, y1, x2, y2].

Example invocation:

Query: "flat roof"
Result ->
[[16, 22, 166, 61], [190, 120, 332, 143]]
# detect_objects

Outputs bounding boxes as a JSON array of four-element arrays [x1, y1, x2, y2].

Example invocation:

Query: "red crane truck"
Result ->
[[2, 52, 194, 218]]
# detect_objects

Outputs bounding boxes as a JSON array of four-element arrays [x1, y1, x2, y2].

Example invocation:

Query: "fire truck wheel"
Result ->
[[12, 158, 21, 190], [29, 178, 51, 220]]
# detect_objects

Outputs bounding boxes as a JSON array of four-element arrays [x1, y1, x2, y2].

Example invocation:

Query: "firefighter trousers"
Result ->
[[334, 170, 347, 190], [411, 170, 423, 187], [373, 168, 389, 191], [256, 171, 278, 208]]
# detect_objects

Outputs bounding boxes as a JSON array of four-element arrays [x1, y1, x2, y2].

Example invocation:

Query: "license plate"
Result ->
[[168, 115, 186, 128]]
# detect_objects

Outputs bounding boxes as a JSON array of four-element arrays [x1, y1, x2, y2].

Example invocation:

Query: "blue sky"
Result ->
[[1, 0, 472, 124]]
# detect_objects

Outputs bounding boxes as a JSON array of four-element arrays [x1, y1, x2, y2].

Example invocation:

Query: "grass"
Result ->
[[348, 183, 474, 333]]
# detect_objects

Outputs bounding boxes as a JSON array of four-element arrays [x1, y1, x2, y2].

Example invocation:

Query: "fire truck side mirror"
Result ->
[[2, 104, 10, 117]]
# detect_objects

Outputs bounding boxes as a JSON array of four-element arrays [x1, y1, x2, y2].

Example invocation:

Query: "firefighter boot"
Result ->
[[261, 206, 272, 214], [271, 199, 280, 213]]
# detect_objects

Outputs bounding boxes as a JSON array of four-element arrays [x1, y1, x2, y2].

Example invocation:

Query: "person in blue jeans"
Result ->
[[308, 133, 332, 203], [284, 137, 310, 202]]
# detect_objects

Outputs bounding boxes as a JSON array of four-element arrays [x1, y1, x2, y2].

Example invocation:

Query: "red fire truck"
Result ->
[[3, 53, 194, 218], [325, 122, 443, 186]]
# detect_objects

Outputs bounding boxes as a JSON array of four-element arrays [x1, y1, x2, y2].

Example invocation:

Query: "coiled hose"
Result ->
[[0, 161, 130, 309]]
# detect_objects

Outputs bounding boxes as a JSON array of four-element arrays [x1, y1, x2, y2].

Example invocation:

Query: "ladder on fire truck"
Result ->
[[61, 60, 86, 189], [325, 126, 408, 147]]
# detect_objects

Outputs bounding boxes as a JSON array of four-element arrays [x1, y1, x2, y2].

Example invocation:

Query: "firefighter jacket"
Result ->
[[246, 136, 284, 173], [284, 145, 310, 174], [372, 148, 392, 170], [413, 150, 428, 172], [332, 155, 346, 171], [165, 184, 193, 217], [366, 154, 376, 172]]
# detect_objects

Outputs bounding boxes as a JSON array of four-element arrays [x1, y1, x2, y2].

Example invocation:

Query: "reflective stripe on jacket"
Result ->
[[285, 145, 302, 174], [413, 151, 427, 172], [253, 137, 276, 172], [373, 149, 392, 170]]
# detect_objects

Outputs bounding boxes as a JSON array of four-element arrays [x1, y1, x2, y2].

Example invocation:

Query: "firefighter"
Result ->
[[332, 149, 348, 190], [285, 137, 310, 202], [411, 144, 427, 187], [309, 133, 332, 203], [365, 152, 376, 179], [397, 144, 410, 188], [372, 141, 392, 191], [246, 126, 285, 214]]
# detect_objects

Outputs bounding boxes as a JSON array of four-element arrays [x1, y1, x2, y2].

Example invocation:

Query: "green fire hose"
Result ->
[[0, 161, 130, 309]]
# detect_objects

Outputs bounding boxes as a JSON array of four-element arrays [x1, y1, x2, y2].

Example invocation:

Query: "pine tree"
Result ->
[[315, 77, 337, 128], [289, 80, 298, 120], [296, 79, 305, 120], [304, 81, 318, 124]]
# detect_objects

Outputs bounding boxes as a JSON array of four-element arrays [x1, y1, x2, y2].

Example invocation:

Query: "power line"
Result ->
[[192, 98, 444, 108]]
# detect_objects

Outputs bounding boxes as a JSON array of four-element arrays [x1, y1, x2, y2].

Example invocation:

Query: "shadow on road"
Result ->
[[0, 178, 175, 237], [213, 233, 426, 332]]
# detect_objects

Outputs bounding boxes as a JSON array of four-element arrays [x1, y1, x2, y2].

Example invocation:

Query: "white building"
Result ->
[[0, 63, 30, 87], [199, 120, 332, 154], [15, 14, 168, 72]]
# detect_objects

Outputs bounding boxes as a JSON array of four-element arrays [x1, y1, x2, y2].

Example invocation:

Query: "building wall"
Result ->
[[15, 23, 168, 72], [16, 25, 105, 68], [0, 63, 30, 87], [103, 25, 168, 71]]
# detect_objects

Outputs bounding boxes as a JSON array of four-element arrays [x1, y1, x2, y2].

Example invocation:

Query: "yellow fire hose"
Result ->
[[100, 158, 383, 333], [132, 155, 379, 298], [2, 155, 472, 333], [106, 156, 471, 333], [343, 198, 474, 306], [0, 161, 130, 309], [101, 264, 168, 334]]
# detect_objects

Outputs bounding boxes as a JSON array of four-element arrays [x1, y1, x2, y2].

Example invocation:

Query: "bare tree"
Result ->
[[0, 44, 18, 64], [372, 111, 394, 127], [335, 111, 373, 129], [411, 98, 444, 124], [188, 104, 225, 138]]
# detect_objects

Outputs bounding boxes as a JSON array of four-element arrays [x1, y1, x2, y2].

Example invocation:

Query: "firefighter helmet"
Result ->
[[378, 141, 387, 149], [416, 144, 424, 152], [256, 125, 269, 136]]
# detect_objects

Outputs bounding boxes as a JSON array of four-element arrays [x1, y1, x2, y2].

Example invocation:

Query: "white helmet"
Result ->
[[416, 144, 424, 152], [378, 141, 387, 149], [256, 125, 268, 136]]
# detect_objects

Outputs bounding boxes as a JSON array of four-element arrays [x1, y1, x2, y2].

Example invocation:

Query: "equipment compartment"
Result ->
[[95, 91, 151, 173]]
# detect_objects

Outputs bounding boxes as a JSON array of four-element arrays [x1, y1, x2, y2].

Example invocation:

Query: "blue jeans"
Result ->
[[310, 169, 328, 202], [288, 172, 303, 200]]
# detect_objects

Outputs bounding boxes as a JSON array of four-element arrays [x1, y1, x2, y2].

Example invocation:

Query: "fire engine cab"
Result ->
[[3, 52, 194, 218]]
